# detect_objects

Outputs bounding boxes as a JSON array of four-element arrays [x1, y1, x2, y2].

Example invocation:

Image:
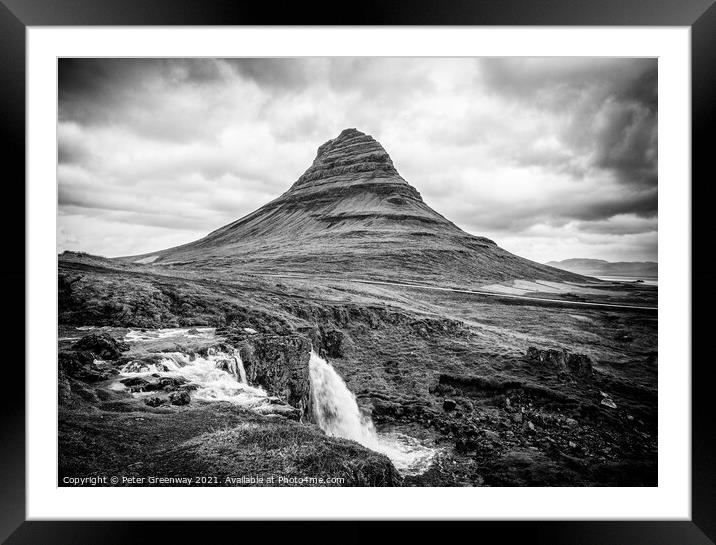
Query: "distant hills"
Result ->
[[120, 128, 583, 287], [545, 258, 657, 278]]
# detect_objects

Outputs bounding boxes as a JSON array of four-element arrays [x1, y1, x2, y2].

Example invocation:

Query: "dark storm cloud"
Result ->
[[57, 57, 658, 261], [58, 58, 313, 126], [224, 58, 315, 90], [59, 58, 229, 104], [59, 58, 237, 143], [479, 58, 658, 194], [438, 185, 657, 234], [575, 188, 657, 221], [590, 67, 658, 189]]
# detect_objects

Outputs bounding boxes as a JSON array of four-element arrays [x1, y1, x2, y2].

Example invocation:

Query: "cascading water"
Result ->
[[113, 327, 436, 475], [308, 350, 437, 475], [116, 332, 265, 407], [173, 352, 265, 404], [309, 350, 379, 448]]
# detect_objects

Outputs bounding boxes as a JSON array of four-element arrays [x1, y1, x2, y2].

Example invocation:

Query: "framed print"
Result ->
[[4, 0, 715, 543]]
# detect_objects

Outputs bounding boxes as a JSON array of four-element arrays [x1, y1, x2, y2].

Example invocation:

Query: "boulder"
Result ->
[[120, 377, 151, 392], [120, 375, 189, 393], [71, 332, 129, 360], [240, 334, 311, 419], [169, 391, 191, 405], [150, 376, 189, 392], [145, 396, 166, 407]]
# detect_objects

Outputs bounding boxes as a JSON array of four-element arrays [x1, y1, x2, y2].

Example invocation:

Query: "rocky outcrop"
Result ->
[[59, 350, 94, 375], [293, 324, 354, 359], [59, 350, 119, 382], [71, 333, 129, 360], [525, 347, 568, 371], [238, 334, 312, 419], [320, 328, 352, 358], [285, 300, 469, 335], [58, 351, 118, 405], [525, 347, 594, 378]]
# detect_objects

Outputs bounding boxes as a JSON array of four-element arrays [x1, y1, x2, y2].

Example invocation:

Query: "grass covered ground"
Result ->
[[60, 397, 400, 487], [58, 255, 657, 487]]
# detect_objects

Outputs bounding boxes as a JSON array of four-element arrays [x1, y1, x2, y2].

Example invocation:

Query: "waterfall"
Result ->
[[117, 326, 437, 475], [234, 350, 248, 384], [308, 350, 438, 475], [308, 350, 379, 448]]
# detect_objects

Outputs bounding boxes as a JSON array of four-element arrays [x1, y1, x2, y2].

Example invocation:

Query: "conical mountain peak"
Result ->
[[314, 128, 391, 165], [293, 128, 399, 189], [125, 129, 577, 287]]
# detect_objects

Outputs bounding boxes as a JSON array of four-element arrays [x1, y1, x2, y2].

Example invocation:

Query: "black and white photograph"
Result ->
[[57, 56, 658, 488]]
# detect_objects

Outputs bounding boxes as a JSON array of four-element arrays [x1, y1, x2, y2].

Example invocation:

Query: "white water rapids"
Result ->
[[117, 344, 266, 408], [308, 350, 437, 475]]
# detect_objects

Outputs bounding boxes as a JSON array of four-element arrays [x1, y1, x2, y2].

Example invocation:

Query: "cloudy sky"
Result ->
[[58, 57, 657, 263]]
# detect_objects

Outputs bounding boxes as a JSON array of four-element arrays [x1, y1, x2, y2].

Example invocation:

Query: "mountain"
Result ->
[[545, 258, 658, 278], [123, 128, 581, 287]]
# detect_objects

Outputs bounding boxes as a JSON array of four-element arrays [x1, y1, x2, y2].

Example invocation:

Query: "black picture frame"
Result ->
[[2, 0, 714, 543]]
